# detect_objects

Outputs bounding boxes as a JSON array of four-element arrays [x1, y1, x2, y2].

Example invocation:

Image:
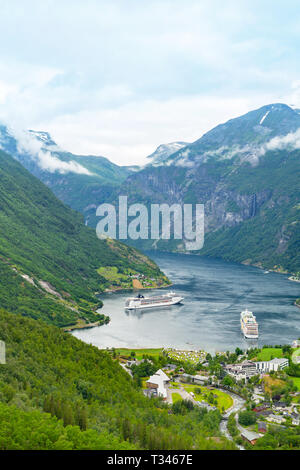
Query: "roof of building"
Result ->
[[194, 375, 209, 381], [146, 369, 169, 398], [258, 421, 267, 429], [253, 404, 269, 412], [155, 369, 170, 381], [269, 357, 288, 364], [241, 430, 260, 441], [273, 401, 287, 407], [257, 410, 272, 416], [241, 360, 256, 366]]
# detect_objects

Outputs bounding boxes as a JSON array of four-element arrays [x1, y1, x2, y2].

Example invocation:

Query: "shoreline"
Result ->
[[64, 317, 110, 332], [147, 247, 297, 276], [102, 282, 173, 294]]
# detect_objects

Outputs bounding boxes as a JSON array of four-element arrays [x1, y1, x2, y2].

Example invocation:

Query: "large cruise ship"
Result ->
[[125, 292, 183, 310], [240, 309, 259, 339]]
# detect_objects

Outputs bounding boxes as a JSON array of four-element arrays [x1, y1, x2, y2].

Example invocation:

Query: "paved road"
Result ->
[[219, 390, 246, 450], [120, 363, 133, 377], [167, 385, 198, 405], [168, 384, 246, 450]]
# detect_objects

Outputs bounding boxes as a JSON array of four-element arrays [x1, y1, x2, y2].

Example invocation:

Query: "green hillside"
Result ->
[[0, 309, 235, 450], [2, 105, 299, 274], [0, 402, 134, 450], [110, 104, 300, 274], [0, 150, 169, 327], [199, 148, 300, 272], [0, 126, 132, 215]]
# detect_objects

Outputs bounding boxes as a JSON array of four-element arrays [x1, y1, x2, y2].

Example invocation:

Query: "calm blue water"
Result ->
[[72, 252, 300, 353]]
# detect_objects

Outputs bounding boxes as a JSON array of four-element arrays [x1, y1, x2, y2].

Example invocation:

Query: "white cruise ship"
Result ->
[[240, 309, 259, 339], [125, 292, 183, 310]]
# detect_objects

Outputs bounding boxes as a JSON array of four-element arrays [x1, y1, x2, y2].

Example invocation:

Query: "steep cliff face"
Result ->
[[0, 104, 299, 272], [117, 164, 270, 231], [112, 104, 300, 272]]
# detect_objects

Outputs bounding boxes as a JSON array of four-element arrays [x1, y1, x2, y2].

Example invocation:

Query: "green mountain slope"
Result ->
[[161, 103, 300, 166], [0, 402, 134, 450], [110, 104, 300, 273], [2, 104, 299, 273], [0, 126, 132, 216], [199, 149, 300, 272], [0, 309, 235, 450], [0, 150, 169, 327]]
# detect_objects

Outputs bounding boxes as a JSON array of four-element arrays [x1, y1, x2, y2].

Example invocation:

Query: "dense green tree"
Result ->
[[0, 309, 235, 450], [238, 410, 257, 426]]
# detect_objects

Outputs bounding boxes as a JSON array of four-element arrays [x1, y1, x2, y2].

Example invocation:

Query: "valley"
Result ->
[[1, 103, 299, 275], [0, 102, 299, 452]]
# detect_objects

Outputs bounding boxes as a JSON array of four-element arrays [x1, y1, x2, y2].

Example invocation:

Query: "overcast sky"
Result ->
[[1, 0, 300, 165]]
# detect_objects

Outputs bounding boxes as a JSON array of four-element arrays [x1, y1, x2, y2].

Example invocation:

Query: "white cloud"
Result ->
[[41, 94, 275, 165], [263, 128, 300, 153], [0, 1, 300, 166], [8, 127, 92, 175]]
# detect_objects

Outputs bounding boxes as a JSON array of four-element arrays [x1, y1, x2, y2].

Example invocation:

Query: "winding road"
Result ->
[[168, 384, 246, 449], [218, 390, 246, 450]]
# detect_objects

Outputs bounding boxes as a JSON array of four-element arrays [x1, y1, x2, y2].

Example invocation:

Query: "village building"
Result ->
[[256, 410, 273, 417], [179, 373, 209, 385], [241, 430, 260, 445], [193, 375, 209, 385], [272, 401, 287, 409], [253, 403, 270, 413], [163, 363, 177, 371], [146, 369, 170, 399], [255, 357, 289, 373], [0, 340, 5, 365], [224, 360, 257, 379], [291, 413, 300, 426], [258, 422, 267, 433], [179, 373, 194, 383], [266, 414, 286, 424], [225, 357, 289, 380], [253, 385, 264, 394]]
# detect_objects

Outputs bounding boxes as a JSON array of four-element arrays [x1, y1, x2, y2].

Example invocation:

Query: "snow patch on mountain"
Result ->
[[7, 127, 92, 175], [147, 141, 189, 165], [176, 149, 195, 167], [259, 110, 270, 125]]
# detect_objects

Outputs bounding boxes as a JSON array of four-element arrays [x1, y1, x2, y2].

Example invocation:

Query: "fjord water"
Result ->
[[72, 252, 300, 353]]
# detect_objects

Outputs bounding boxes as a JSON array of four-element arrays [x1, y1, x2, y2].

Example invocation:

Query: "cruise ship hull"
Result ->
[[243, 332, 259, 339], [126, 297, 183, 309], [240, 309, 259, 339]]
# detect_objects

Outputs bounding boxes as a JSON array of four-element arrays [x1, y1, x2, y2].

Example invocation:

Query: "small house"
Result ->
[[180, 373, 194, 383], [291, 412, 300, 426], [146, 369, 170, 400], [194, 375, 209, 385], [258, 422, 267, 433], [164, 363, 177, 371], [253, 403, 270, 413], [241, 430, 260, 445]]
